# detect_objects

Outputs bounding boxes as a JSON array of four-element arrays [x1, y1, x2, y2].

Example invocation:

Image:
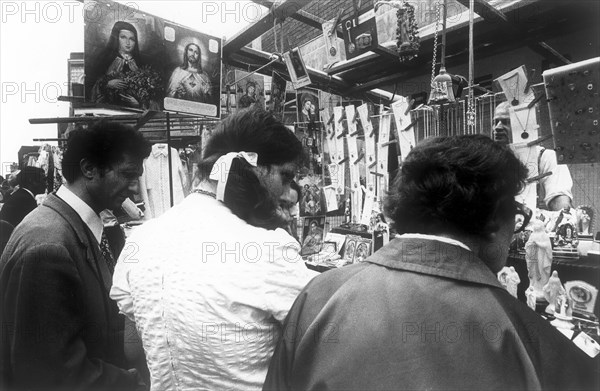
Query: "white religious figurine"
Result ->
[[506, 266, 520, 298], [577, 207, 591, 235], [525, 287, 537, 311], [551, 293, 574, 330], [497, 266, 520, 299], [525, 220, 553, 302], [542, 270, 565, 315]]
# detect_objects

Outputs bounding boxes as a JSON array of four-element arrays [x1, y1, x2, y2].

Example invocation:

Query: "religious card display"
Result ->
[[269, 71, 287, 120], [297, 88, 320, 131], [284, 47, 311, 89], [342, 235, 372, 264], [235, 70, 265, 110], [84, 0, 222, 118], [163, 22, 222, 117], [301, 216, 325, 256], [321, 18, 343, 65], [298, 175, 326, 217], [391, 97, 416, 161], [84, 0, 165, 110], [377, 105, 392, 197]]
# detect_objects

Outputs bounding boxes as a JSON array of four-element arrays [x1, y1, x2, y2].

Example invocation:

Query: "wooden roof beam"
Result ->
[[454, 0, 571, 65], [227, 46, 397, 103], [223, 0, 312, 56], [251, 1, 345, 39]]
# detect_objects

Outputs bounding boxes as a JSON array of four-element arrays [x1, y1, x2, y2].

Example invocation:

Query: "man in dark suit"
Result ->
[[0, 121, 151, 390], [0, 166, 45, 227]]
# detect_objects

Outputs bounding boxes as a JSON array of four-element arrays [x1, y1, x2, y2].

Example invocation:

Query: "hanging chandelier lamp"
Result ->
[[428, 0, 455, 105], [374, 1, 420, 62]]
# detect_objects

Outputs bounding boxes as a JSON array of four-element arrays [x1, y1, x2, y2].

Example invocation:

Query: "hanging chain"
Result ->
[[430, 2, 442, 88], [466, 0, 476, 131]]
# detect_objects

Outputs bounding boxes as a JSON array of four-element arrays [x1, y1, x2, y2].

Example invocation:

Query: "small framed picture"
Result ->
[[284, 47, 311, 89], [354, 238, 372, 263], [342, 235, 358, 263], [321, 241, 338, 254], [342, 235, 372, 264], [301, 216, 325, 256]]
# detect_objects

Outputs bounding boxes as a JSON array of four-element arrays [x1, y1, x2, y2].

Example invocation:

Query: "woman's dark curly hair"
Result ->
[[384, 134, 528, 237], [199, 107, 303, 230], [221, 157, 285, 230]]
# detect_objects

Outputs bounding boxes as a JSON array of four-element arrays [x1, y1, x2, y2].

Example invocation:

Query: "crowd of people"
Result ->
[[0, 106, 596, 390]]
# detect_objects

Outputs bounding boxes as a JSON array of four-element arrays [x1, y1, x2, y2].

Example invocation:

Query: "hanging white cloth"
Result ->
[[139, 144, 188, 219]]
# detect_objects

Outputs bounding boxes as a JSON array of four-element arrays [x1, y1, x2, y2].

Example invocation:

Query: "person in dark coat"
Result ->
[[0, 220, 13, 257], [0, 121, 151, 390], [0, 166, 45, 227], [264, 134, 599, 391]]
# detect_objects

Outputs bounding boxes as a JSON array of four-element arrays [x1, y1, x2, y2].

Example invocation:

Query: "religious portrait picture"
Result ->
[[281, 91, 299, 125], [342, 235, 358, 263], [298, 175, 326, 217], [342, 235, 372, 264], [163, 22, 222, 118], [269, 71, 287, 120], [354, 238, 372, 263], [84, 0, 165, 110], [296, 88, 319, 128], [301, 216, 325, 256], [284, 47, 311, 89], [235, 70, 265, 110]]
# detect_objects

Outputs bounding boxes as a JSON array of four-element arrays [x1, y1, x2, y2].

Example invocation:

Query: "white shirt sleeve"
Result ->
[[539, 149, 573, 206], [110, 244, 136, 321], [262, 229, 318, 323]]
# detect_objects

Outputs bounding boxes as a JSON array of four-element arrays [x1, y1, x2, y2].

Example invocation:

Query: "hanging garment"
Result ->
[[140, 144, 187, 219]]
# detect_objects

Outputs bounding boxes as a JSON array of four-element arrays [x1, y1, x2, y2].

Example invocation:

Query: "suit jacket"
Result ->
[[0, 193, 141, 390], [0, 188, 37, 228], [264, 237, 599, 391]]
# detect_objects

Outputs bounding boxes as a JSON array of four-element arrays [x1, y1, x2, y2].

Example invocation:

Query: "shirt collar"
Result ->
[[152, 144, 170, 157], [397, 233, 471, 251], [56, 186, 103, 244]]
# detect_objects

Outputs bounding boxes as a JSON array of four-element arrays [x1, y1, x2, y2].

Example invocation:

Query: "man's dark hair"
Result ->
[[17, 166, 45, 192], [62, 121, 151, 183], [199, 107, 302, 179], [384, 134, 528, 237]]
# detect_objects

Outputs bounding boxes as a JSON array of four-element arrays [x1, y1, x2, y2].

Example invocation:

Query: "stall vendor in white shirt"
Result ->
[[492, 101, 573, 211]]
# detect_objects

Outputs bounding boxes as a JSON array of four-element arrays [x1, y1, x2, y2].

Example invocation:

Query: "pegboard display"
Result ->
[[543, 57, 600, 164]]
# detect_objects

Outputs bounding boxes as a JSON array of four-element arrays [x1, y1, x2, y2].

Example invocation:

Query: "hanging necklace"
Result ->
[[504, 73, 520, 106], [512, 107, 532, 140]]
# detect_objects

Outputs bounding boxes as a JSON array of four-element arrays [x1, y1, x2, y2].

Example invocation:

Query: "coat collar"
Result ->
[[366, 237, 503, 289], [41, 193, 113, 293]]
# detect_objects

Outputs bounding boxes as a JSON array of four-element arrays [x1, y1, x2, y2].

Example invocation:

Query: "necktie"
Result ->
[[100, 231, 116, 274]]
